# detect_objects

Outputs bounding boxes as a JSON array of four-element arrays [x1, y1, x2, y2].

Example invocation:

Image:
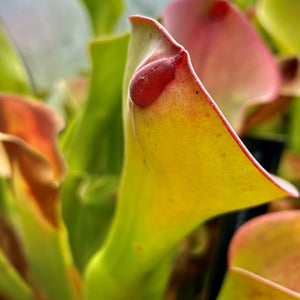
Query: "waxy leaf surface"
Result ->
[[218, 267, 300, 300], [162, 0, 280, 132], [62, 173, 118, 272], [0, 249, 35, 300], [62, 34, 128, 276], [218, 211, 300, 299], [0, 212, 35, 300], [62, 34, 129, 175], [0, 94, 65, 227], [123, 14, 297, 260], [234, 0, 258, 10], [0, 94, 81, 300], [81, 0, 124, 36], [257, 0, 300, 54], [0, 25, 30, 94], [84, 16, 297, 300]]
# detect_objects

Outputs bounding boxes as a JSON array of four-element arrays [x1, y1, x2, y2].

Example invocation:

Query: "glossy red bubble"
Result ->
[[129, 51, 185, 108]]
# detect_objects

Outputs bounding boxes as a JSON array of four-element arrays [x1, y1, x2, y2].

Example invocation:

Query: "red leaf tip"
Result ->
[[209, 0, 230, 21]]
